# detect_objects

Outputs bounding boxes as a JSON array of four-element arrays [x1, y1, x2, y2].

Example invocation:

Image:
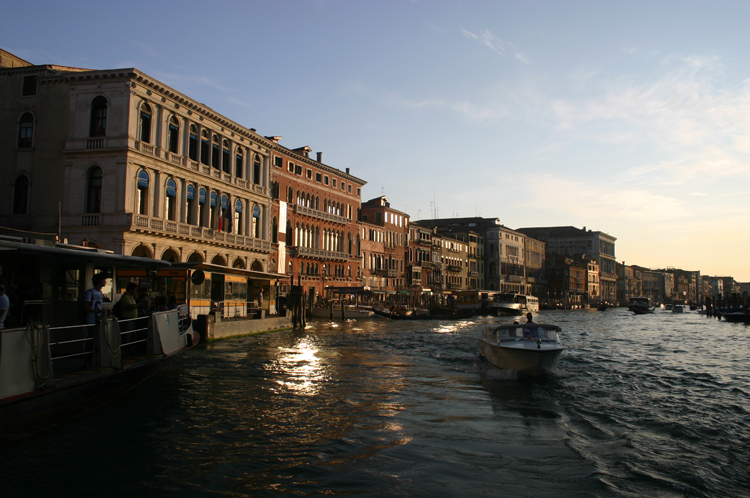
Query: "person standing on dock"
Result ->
[[0, 278, 9, 330], [83, 274, 107, 325]]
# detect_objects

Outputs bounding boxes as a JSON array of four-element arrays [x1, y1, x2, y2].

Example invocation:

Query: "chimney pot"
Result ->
[[317, 152, 322, 162]]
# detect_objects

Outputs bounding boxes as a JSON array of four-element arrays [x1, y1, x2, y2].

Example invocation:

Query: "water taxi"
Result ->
[[0, 236, 199, 438]]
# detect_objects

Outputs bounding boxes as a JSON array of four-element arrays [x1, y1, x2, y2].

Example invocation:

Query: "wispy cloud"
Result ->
[[461, 29, 530, 64], [391, 95, 508, 121], [134, 42, 160, 58], [548, 55, 750, 184]]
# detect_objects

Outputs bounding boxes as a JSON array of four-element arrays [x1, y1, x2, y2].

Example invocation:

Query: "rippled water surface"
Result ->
[[2, 309, 749, 497]]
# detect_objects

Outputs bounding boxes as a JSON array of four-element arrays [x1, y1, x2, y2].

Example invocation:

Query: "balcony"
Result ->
[[446, 265, 462, 273], [293, 204, 349, 225], [66, 138, 267, 196], [0, 216, 30, 229], [291, 246, 350, 261], [130, 214, 271, 252]]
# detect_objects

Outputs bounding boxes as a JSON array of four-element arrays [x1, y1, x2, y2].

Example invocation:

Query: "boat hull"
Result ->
[[372, 308, 473, 320], [310, 307, 374, 319], [479, 338, 564, 375]]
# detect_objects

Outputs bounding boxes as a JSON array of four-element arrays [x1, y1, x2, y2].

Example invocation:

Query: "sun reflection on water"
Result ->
[[273, 336, 328, 396]]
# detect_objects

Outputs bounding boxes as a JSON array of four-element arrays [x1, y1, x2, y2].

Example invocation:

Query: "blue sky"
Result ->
[[5, 1, 750, 281]]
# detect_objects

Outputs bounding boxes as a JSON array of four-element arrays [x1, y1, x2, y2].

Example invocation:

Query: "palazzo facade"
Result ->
[[269, 142, 366, 301], [1, 54, 274, 272]]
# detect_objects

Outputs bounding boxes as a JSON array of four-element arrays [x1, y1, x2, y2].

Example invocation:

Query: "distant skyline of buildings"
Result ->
[[1, 48, 747, 310]]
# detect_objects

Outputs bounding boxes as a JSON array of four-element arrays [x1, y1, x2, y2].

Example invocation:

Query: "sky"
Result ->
[[4, 0, 750, 281]]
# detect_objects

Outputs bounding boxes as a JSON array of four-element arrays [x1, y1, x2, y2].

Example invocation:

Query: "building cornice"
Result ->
[[268, 142, 366, 186]]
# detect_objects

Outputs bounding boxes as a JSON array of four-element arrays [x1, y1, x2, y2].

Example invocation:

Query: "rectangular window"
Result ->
[[315, 172, 322, 182], [274, 156, 283, 168], [332, 179, 337, 188], [201, 138, 209, 165], [295, 165, 302, 175], [189, 132, 198, 160], [288, 161, 294, 173], [348, 185, 352, 193], [22, 75, 37, 96], [307, 169, 312, 179], [324, 175, 329, 185]]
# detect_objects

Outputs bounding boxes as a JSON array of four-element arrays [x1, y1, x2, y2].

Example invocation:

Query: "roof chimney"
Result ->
[[317, 152, 322, 162], [346, 167, 350, 174]]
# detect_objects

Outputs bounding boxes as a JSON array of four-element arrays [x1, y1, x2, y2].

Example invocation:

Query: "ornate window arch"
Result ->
[[168, 115, 180, 153], [18, 112, 34, 148], [12, 174, 30, 215], [200, 130, 209, 165], [235, 147, 244, 178], [89, 96, 107, 137], [165, 178, 177, 221], [136, 170, 150, 215], [211, 134, 220, 169], [189, 124, 198, 160], [139, 103, 152, 143], [253, 154, 261, 185], [222, 139, 230, 174]]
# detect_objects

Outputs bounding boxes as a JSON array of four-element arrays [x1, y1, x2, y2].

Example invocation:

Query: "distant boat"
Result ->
[[628, 297, 655, 314], [310, 305, 373, 319], [489, 293, 540, 316], [671, 305, 685, 313], [372, 307, 473, 320]]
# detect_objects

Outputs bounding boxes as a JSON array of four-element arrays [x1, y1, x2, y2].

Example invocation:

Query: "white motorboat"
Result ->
[[479, 322, 566, 376], [489, 293, 540, 316]]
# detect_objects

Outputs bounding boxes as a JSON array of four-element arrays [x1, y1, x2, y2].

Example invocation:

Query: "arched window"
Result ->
[[12, 175, 29, 214], [168, 116, 179, 153], [89, 96, 107, 137], [165, 178, 177, 221], [252, 204, 261, 238], [219, 194, 230, 232], [272, 217, 278, 244], [200, 130, 209, 165], [86, 166, 103, 213], [186, 184, 196, 225], [234, 199, 243, 235], [18, 112, 33, 148], [287, 186, 293, 203], [189, 125, 198, 160], [209, 191, 218, 228], [211, 135, 220, 169], [235, 148, 244, 178], [198, 187, 207, 227], [286, 220, 293, 245], [136, 170, 149, 215], [139, 103, 152, 143], [222, 139, 230, 174], [253, 155, 261, 185]]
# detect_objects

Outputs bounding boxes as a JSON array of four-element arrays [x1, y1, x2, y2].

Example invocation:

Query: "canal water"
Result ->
[[1, 309, 749, 497]]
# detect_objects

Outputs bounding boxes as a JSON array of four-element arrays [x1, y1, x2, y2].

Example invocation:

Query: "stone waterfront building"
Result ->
[[516, 226, 617, 304], [1, 50, 277, 279]]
